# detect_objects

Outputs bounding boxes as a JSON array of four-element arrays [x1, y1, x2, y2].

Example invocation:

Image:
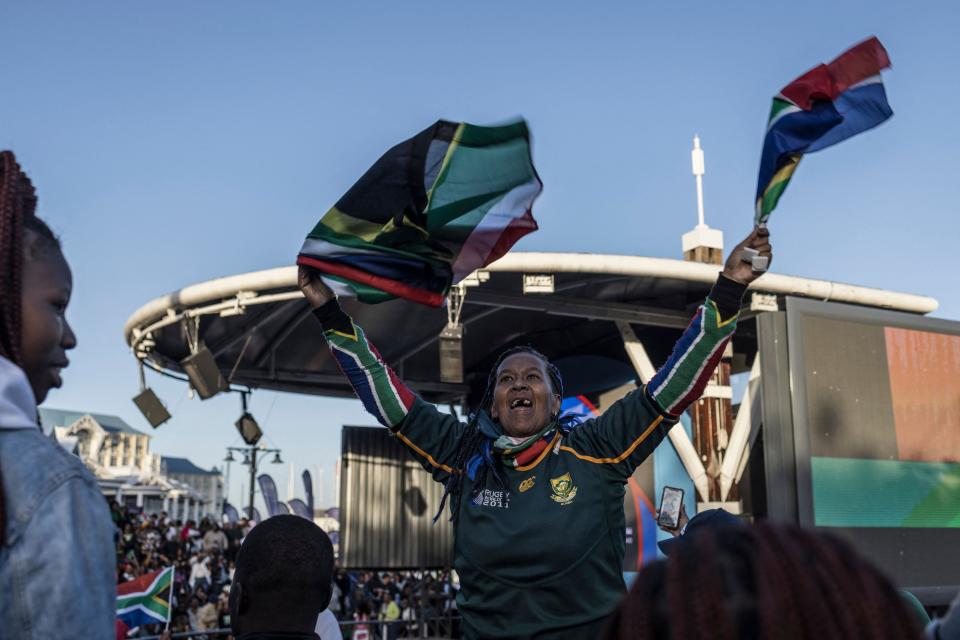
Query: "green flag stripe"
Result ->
[[768, 98, 795, 122]]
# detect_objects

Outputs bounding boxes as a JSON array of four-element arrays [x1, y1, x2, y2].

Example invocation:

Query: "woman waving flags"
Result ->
[[300, 227, 772, 640]]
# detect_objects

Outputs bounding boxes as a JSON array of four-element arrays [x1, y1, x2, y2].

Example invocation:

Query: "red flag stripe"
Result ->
[[780, 37, 891, 109], [296, 256, 444, 307]]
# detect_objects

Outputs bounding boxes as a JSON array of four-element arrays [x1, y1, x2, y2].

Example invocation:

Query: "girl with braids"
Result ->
[[0, 151, 115, 638], [299, 227, 772, 639], [602, 522, 923, 640]]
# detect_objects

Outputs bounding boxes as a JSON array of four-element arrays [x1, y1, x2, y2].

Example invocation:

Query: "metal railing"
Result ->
[[138, 615, 462, 639]]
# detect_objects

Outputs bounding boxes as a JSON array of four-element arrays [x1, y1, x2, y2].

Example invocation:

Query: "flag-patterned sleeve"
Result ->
[[312, 300, 466, 483], [313, 300, 416, 429], [562, 275, 746, 479], [646, 274, 744, 417]]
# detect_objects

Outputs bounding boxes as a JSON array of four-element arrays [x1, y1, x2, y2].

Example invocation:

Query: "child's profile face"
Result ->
[[20, 242, 75, 403]]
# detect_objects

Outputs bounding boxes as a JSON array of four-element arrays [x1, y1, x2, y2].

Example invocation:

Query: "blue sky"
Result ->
[[3, 1, 958, 513]]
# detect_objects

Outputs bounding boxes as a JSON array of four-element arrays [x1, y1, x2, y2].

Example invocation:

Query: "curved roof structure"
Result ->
[[125, 252, 938, 404]]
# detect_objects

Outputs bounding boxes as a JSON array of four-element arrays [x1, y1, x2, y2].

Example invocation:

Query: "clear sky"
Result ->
[[3, 1, 958, 513]]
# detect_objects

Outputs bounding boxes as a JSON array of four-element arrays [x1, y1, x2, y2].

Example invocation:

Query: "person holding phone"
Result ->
[[300, 227, 772, 639], [656, 497, 744, 556]]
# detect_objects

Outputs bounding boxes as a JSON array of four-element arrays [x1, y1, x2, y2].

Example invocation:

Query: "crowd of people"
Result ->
[[107, 501, 461, 639], [330, 569, 460, 638], [109, 504, 242, 637], [1, 149, 958, 640]]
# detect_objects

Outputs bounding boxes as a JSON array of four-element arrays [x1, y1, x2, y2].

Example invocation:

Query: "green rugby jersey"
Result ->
[[315, 275, 746, 639]]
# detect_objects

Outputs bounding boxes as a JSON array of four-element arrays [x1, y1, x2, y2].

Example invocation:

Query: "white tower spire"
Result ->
[[681, 135, 724, 264], [692, 134, 706, 227]]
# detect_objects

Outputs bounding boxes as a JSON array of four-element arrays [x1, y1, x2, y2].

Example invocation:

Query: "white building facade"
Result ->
[[40, 409, 222, 522]]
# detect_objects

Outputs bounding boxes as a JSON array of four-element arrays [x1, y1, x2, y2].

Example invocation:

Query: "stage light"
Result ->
[[180, 345, 227, 400], [133, 387, 172, 428], [522, 274, 554, 294], [132, 361, 171, 428], [439, 284, 466, 384], [235, 412, 262, 446], [439, 324, 463, 384]]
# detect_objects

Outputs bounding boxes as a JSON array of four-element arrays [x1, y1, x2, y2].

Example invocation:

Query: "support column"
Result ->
[[616, 321, 710, 502]]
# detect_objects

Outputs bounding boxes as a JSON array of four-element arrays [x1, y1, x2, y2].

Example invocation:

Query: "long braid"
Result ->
[[433, 345, 569, 524], [0, 153, 55, 550], [0, 151, 36, 365]]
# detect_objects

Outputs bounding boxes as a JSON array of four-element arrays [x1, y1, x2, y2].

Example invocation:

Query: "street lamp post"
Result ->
[[226, 444, 283, 520]]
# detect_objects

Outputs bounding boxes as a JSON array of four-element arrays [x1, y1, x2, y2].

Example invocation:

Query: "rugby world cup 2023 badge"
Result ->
[[549, 472, 577, 505]]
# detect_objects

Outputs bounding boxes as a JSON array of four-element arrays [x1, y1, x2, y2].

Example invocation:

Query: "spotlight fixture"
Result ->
[[235, 412, 262, 446], [132, 361, 171, 428], [439, 284, 466, 384], [224, 451, 236, 463], [180, 344, 227, 400], [272, 452, 284, 464], [242, 453, 251, 465], [439, 324, 463, 384], [233, 391, 262, 446]]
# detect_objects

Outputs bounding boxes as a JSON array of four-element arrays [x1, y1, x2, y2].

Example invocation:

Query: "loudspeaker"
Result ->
[[180, 345, 228, 400], [235, 412, 263, 446], [132, 388, 172, 428], [439, 324, 463, 384]]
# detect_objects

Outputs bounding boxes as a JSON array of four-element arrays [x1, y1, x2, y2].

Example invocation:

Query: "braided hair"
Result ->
[[0, 151, 60, 546], [434, 345, 575, 524], [602, 522, 923, 640]]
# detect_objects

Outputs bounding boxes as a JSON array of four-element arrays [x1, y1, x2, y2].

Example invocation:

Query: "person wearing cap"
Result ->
[[656, 503, 744, 556], [299, 227, 773, 639]]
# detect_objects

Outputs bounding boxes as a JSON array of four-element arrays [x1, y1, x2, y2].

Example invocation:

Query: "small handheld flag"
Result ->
[[755, 37, 893, 224], [116, 566, 173, 630], [298, 120, 542, 307]]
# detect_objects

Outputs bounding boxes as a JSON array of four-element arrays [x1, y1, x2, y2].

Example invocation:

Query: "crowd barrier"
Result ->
[[138, 614, 462, 639]]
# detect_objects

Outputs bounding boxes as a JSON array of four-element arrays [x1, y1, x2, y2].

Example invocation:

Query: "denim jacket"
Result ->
[[0, 356, 115, 639]]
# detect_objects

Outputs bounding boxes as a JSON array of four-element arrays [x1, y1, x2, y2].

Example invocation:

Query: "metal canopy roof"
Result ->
[[124, 252, 938, 405]]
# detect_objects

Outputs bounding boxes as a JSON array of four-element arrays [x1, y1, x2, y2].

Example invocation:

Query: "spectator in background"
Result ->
[[655, 504, 744, 556], [189, 552, 212, 591], [0, 151, 115, 638], [187, 596, 203, 632], [203, 522, 228, 554], [229, 514, 335, 640], [602, 522, 922, 640]]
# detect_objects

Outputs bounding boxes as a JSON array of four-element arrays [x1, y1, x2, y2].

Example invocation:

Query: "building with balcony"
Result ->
[[40, 408, 221, 522]]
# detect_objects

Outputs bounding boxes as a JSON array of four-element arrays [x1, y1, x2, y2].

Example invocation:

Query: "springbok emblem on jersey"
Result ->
[[549, 472, 578, 505]]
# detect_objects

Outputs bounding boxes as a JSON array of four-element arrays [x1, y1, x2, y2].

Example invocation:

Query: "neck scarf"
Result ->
[[467, 411, 559, 479]]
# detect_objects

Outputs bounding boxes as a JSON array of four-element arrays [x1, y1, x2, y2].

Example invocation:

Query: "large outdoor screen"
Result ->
[[785, 298, 960, 594]]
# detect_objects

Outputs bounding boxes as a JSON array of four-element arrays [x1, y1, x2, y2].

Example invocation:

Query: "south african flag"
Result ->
[[755, 37, 893, 223], [298, 119, 542, 307], [116, 566, 173, 629]]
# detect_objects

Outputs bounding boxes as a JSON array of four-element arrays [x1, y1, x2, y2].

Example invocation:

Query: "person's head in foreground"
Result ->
[[229, 515, 334, 638], [603, 522, 921, 640], [0, 150, 75, 405]]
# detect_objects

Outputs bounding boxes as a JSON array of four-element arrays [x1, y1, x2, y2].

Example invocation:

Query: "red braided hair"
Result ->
[[602, 522, 923, 640], [0, 150, 37, 366]]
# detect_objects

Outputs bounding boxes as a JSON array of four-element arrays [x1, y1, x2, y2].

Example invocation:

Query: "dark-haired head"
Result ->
[[229, 515, 334, 637], [0, 150, 73, 404], [435, 345, 571, 523], [602, 522, 922, 640]]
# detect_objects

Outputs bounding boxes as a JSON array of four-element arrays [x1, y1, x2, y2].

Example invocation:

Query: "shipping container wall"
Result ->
[[340, 426, 454, 569]]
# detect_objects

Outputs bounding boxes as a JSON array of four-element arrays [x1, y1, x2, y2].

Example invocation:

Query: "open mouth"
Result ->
[[510, 398, 533, 409]]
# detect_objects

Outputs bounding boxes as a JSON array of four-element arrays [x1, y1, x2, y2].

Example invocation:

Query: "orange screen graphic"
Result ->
[[884, 327, 960, 463]]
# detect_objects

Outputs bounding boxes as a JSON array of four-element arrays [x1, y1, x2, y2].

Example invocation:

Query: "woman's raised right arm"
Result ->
[[302, 267, 465, 481]]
